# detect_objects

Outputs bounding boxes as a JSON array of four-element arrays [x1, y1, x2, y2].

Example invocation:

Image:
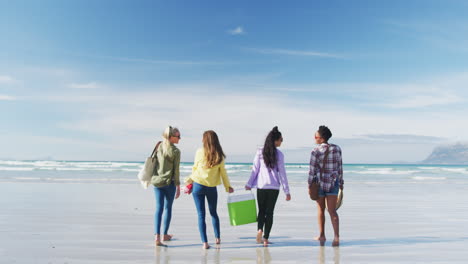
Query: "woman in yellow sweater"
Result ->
[[186, 130, 234, 249]]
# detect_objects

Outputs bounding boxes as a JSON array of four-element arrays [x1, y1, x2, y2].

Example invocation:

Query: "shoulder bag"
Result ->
[[137, 141, 162, 189]]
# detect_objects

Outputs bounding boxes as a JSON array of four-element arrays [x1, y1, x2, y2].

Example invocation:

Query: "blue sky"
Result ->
[[2, 0, 468, 163]]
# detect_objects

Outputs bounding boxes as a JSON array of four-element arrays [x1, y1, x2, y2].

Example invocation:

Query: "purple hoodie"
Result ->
[[245, 148, 290, 195]]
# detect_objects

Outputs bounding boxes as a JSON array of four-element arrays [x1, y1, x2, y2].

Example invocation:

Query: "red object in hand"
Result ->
[[184, 184, 193, 194]]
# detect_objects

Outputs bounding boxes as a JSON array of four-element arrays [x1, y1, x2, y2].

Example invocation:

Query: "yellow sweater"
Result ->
[[186, 148, 232, 192]]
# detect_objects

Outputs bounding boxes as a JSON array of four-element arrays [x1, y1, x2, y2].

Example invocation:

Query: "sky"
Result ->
[[1, 0, 468, 163]]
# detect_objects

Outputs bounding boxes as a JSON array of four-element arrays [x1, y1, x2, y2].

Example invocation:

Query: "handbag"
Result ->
[[137, 141, 162, 189], [308, 146, 329, 200], [308, 179, 320, 201]]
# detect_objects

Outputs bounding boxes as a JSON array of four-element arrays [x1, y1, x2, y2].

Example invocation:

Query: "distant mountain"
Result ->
[[422, 142, 468, 164]]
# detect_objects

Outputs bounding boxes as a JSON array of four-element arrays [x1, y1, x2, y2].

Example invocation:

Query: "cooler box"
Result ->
[[227, 191, 257, 226]]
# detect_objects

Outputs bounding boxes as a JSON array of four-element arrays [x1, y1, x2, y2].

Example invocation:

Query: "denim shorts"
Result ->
[[318, 180, 340, 197]]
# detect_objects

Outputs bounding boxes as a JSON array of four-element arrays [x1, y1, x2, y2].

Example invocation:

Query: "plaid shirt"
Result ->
[[308, 143, 343, 191]]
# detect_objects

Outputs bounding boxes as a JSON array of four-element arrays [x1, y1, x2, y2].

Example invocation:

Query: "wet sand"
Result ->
[[1, 180, 467, 263]]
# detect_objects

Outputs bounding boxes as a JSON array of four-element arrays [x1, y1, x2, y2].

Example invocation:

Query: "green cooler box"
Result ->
[[227, 192, 257, 226]]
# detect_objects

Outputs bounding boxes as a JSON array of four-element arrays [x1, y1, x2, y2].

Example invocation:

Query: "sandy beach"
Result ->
[[1, 171, 468, 263]]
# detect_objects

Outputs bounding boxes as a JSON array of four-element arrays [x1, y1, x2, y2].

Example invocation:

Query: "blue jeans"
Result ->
[[192, 182, 220, 243], [318, 179, 340, 197], [153, 183, 176, 235]]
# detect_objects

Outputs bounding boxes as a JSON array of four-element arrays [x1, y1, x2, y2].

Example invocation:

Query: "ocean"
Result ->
[[1, 160, 467, 186]]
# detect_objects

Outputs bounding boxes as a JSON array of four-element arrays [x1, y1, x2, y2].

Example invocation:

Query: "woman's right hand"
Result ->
[[285, 194, 291, 201], [228, 187, 234, 193], [183, 184, 193, 195], [245, 185, 251, 190]]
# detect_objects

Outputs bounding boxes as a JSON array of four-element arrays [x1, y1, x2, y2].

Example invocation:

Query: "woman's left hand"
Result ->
[[228, 187, 234, 193], [175, 186, 181, 199], [285, 194, 291, 201]]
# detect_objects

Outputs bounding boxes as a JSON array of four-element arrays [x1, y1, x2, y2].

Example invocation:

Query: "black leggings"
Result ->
[[257, 189, 279, 239]]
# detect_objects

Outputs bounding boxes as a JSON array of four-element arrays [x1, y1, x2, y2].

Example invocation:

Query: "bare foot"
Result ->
[[314, 235, 326, 242], [155, 241, 167, 247], [163, 234, 173, 241], [263, 239, 269, 247], [215, 238, 221, 244], [256, 230, 263, 244], [332, 237, 340, 247], [203, 242, 210, 249], [155, 235, 167, 247]]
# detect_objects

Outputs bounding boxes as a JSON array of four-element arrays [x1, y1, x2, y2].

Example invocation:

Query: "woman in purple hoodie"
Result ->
[[245, 126, 291, 247]]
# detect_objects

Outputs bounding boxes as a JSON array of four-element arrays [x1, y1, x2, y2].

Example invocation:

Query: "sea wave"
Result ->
[[1, 161, 467, 180], [345, 169, 421, 175], [412, 176, 447, 180], [7, 177, 137, 183], [225, 164, 250, 169], [0, 167, 34, 171], [417, 167, 468, 174], [440, 168, 468, 174]]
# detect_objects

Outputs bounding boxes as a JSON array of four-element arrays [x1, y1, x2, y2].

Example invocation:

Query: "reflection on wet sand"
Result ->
[[318, 245, 340, 264], [201, 246, 221, 264], [154, 242, 339, 263], [319, 245, 325, 263], [156, 246, 221, 264], [256, 247, 272, 264], [154, 246, 170, 264]]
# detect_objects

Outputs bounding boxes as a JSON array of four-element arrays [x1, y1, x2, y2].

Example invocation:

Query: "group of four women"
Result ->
[[150, 125, 343, 249]]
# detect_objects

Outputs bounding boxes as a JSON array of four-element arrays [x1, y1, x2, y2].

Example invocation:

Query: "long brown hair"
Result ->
[[202, 130, 225, 168]]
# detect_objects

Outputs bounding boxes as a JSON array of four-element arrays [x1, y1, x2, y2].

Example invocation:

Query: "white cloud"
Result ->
[[89, 54, 228, 66], [372, 76, 468, 109], [21, 67, 75, 78], [9, 71, 468, 162], [0, 133, 120, 161], [360, 134, 445, 143], [228, 26, 245, 35], [386, 93, 463, 108], [0, 75, 15, 83], [0, 95, 15, 101], [31, 83, 466, 162], [267, 74, 468, 109], [247, 48, 343, 58], [68, 82, 101, 89]]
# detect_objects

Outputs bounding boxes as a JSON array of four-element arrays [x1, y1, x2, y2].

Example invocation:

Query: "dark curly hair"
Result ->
[[318, 125, 332, 142], [263, 126, 282, 169]]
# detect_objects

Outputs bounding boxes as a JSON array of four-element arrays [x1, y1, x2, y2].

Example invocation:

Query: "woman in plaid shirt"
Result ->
[[308, 126, 343, 246]]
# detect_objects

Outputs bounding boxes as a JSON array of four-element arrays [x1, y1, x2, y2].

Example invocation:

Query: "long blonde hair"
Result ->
[[202, 130, 225, 168], [161, 126, 179, 156]]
